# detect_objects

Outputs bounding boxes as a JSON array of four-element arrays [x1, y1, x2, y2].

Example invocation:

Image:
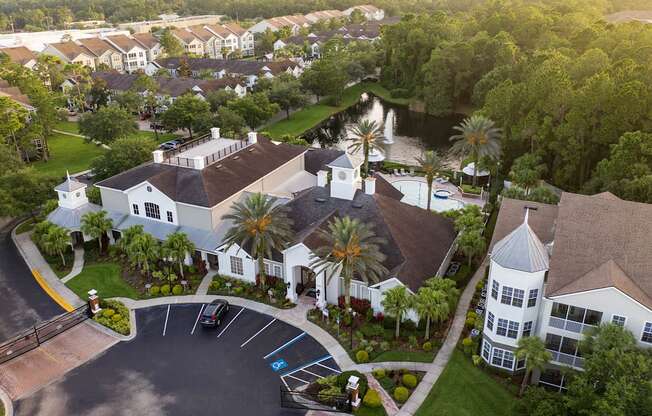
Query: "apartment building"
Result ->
[[482, 194, 652, 391], [104, 34, 148, 72], [77, 37, 124, 71], [0, 46, 38, 69], [42, 41, 96, 69]]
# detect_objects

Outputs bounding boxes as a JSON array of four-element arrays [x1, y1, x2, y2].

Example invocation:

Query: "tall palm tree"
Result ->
[[381, 285, 413, 339], [42, 225, 70, 266], [415, 150, 443, 211], [311, 216, 387, 313], [162, 232, 195, 280], [449, 114, 501, 186], [457, 228, 487, 267], [128, 232, 159, 279], [118, 225, 144, 255], [515, 336, 552, 396], [222, 193, 294, 289], [347, 120, 384, 178], [426, 277, 460, 311], [80, 210, 113, 253], [415, 287, 450, 340]]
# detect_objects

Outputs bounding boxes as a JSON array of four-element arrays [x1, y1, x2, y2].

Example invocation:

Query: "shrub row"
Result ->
[[93, 299, 130, 335]]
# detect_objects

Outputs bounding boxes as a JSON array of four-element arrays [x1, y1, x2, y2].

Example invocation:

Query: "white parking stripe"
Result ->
[[240, 318, 277, 348], [162, 305, 171, 336], [286, 374, 310, 384], [263, 332, 306, 359], [281, 376, 290, 390], [190, 304, 205, 335], [300, 368, 324, 379], [217, 307, 244, 338], [316, 362, 341, 373]]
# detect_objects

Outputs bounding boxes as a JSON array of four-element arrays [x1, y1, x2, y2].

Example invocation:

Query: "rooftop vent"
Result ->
[[315, 197, 327, 203], [248, 148, 255, 152], [214, 164, 223, 169], [232, 155, 240, 160], [352, 202, 363, 209]]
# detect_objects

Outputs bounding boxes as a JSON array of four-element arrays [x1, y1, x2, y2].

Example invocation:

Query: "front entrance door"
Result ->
[[301, 267, 316, 288], [71, 231, 84, 247], [207, 254, 219, 270]]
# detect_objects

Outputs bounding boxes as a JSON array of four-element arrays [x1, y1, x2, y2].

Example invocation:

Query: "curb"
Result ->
[[85, 307, 138, 342], [0, 384, 13, 416]]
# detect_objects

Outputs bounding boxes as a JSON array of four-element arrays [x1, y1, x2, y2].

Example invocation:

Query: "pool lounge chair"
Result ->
[[393, 169, 400, 176], [399, 168, 407, 176]]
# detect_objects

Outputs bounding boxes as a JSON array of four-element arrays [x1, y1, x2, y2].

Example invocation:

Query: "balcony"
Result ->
[[161, 134, 249, 170], [548, 316, 597, 334], [547, 349, 584, 369]]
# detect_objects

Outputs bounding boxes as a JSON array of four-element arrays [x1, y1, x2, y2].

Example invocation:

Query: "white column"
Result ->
[[316, 271, 326, 309], [285, 264, 298, 303]]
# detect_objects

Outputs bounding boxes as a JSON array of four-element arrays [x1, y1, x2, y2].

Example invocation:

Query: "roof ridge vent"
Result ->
[[315, 197, 327, 203]]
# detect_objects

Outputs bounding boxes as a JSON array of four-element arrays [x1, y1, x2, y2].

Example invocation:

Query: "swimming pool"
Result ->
[[392, 180, 466, 212]]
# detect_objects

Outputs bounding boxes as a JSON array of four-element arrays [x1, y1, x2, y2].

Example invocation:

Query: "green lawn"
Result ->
[[66, 263, 139, 299], [55, 120, 80, 134], [264, 82, 411, 139], [355, 405, 387, 416], [131, 129, 180, 144], [372, 350, 436, 363], [34, 133, 107, 177], [15, 218, 37, 234], [415, 350, 518, 416]]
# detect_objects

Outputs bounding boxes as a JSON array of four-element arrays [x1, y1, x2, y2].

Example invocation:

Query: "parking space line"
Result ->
[[190, 304, 206, 335], [316, 362, 341, 373], [279, 354, 332, 377], [162, 305, 171, 336], [300, 368, 324, 379], [217, 307, 244, 338], [240, 318, 277, 348], [263, 332, 306, 359], [281, 376, 290, 390], [286, 374, 310, 384]]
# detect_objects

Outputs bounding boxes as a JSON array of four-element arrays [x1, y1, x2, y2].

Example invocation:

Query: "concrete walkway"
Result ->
[[367, 374, 399, 416], [195, 270, 218, 295], [61, 247, 84, 284]]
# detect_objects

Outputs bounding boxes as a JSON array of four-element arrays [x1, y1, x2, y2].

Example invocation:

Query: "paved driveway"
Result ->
[[0, 222, 62, 340], [15, 304, 341, 416]]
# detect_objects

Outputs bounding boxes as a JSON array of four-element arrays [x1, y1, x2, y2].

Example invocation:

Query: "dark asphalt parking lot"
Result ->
[[14, 303, 341, 416]]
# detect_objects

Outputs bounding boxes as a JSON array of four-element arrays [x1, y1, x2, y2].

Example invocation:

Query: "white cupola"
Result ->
[[55, 171, 89, 210], [327, 153, 362, 200]]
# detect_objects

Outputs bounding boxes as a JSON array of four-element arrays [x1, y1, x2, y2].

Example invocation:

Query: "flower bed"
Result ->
[[93, 299, 131, 335], [302, 370, 385, 415], [307, 300, 447, 364], [372, 368, 425, 407], [208, 274, 295, 309]]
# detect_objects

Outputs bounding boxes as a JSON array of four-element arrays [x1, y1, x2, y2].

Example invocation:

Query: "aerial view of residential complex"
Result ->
[[0, 0, 650, 415]]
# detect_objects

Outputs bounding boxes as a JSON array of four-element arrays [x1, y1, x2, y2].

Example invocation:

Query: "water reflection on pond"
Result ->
[[303, 93, 465, 166]]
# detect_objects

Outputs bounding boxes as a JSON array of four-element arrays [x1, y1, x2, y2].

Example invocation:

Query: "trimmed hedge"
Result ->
[[394, 386, 409, 403], [94, 299, 130, 335], [363, 389, 382, 408], [356, 350, 370, 363], [402, 373, 417, 389]]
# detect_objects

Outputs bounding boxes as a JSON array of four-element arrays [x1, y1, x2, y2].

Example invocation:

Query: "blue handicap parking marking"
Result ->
[[270, 359, 288, 372]]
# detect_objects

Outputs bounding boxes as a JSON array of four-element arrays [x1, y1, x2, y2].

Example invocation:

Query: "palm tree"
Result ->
[[80, 210, 113, 253], [457, 228, 487, 267], [426, 277, 460, 311], [449, 114, 501, 186], [347, 120, 384, 178], [515, 336, 552, 396], [128, 232, 158, 279], [415, 150, 443, 211], [162, 232, 195, 280], [381, 285, 413, 339], [415, 287, 450, 340], [222, 193, 294, 289], [118, 225, 144, 255], [42, 225, 70, 266], [310, 216, 387, 313]]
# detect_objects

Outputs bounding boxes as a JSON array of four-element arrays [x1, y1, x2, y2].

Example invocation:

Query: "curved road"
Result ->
[[0, 221, 62, 340]]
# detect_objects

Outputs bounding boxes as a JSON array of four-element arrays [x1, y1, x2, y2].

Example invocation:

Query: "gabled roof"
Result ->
[[47, 203, 101, 230], [187, 25, 215, 42], [77, 38, 119, 56], [172, 28, 200, 44], [47, 41, 93, 60], [223, 22, 247, 36], [104, 34, 142, 52], [327, 153, 361, 169], [491, 217, 549, 273], [204, 24, 234, 38], [0, 46, 37, 65], [132, 32, 160, 49]]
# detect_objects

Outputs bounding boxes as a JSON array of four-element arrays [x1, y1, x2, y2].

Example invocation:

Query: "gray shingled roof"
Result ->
[[491, 220, 549, 273], [327, 153, 360, 169], [55, 178, 86, 193], [47, 204, 101, 230]]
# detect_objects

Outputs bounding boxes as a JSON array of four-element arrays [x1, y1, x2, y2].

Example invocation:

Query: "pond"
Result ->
[[303, 93, 466, 166]]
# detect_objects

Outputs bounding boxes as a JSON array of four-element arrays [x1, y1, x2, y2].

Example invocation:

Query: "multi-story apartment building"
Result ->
[[482, 194, 652, 391], [103, 34, 148, 73], [132, 33, 163, 63], [42, 41, 96, 69], [0, 46, 38, 69], [77, 37, 124, 71], [47, 131, 457, 314]]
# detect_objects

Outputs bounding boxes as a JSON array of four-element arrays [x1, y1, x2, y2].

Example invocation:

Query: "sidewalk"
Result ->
[[61, 247, 84, 284]]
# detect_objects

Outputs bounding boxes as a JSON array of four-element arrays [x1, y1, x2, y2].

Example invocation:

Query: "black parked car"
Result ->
[[200, 300, 230, 328]]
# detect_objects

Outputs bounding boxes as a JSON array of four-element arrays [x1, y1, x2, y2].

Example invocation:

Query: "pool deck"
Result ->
[[379, 173, 486, 209]]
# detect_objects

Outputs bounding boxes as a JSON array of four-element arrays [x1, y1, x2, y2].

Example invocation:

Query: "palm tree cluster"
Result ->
[[222, 192, 294, 290], [310, 216, 388, 314], [382, 277, 459, 340], [34, 221, 70, 267], [449, 114, 501, 186], [80, 210, 113, 253], [454, 205, 487, 267]]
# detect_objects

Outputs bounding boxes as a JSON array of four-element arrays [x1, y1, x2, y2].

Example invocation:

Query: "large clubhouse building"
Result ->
[[48, 130, 457, 314], [482, 194, 652, 391]]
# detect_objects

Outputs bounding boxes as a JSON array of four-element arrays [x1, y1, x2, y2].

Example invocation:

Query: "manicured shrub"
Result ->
[[380, 341, 390, 351], [161, 284, 171, 295], [462, 336, 475, 355], [393, 386, 409, 403], [111, 313, 122, 322], [337, 296, 371, 315], [172, 284, 183, 295], [360, 323, 384, 338], [422, 341, 432, 352], [466, 311, 477, 320], [465, 317, 476, 329], [402, 373, 417, 389], [103, 308, 115, 318], [472, 354, 482, 366], [363, 389, 382, 408], [356, 350, 369, 363], [233, 286, 244, 295], [372, 368, 386, 379], [380, 376, 395, 392], [94, 300, 130, 335], [150, 285, 160, 296]]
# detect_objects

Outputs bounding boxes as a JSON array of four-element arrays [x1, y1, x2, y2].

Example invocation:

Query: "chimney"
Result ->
[[152, 149, 164, 163], [364, 177, 376, 195], [248, 131, 258, 145], [317, 170, 328, 187], [210, 127, 220, 139]]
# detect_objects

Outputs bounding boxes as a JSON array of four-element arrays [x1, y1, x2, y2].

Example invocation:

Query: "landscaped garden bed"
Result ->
[[93, 299, 131, 335], [208, 274, 295, 309], [372, 368, 425, 407], [307, 296, 448, 364], [31, 221, 75, 278], [302, 370, 387, 416]]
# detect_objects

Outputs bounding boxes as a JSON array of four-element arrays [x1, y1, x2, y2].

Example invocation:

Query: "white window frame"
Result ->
[[641, 322, 652, 344], [486, 312, 494, 331], [527, 289, 538, 308], [496, 318, 508, 336], [501, 286, 513, 305], [491, 280, 499, 300], [523, 321, 533, 337], [144, 202, 161, 219], [507, 321, 519, 339], [166, 211, 173, 223], [132, 203, 139, 215], [482, 339, 491, 360], [230, 256, 243, 275], [512, 288, 524, 308], [611, 314, 626, 327]]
